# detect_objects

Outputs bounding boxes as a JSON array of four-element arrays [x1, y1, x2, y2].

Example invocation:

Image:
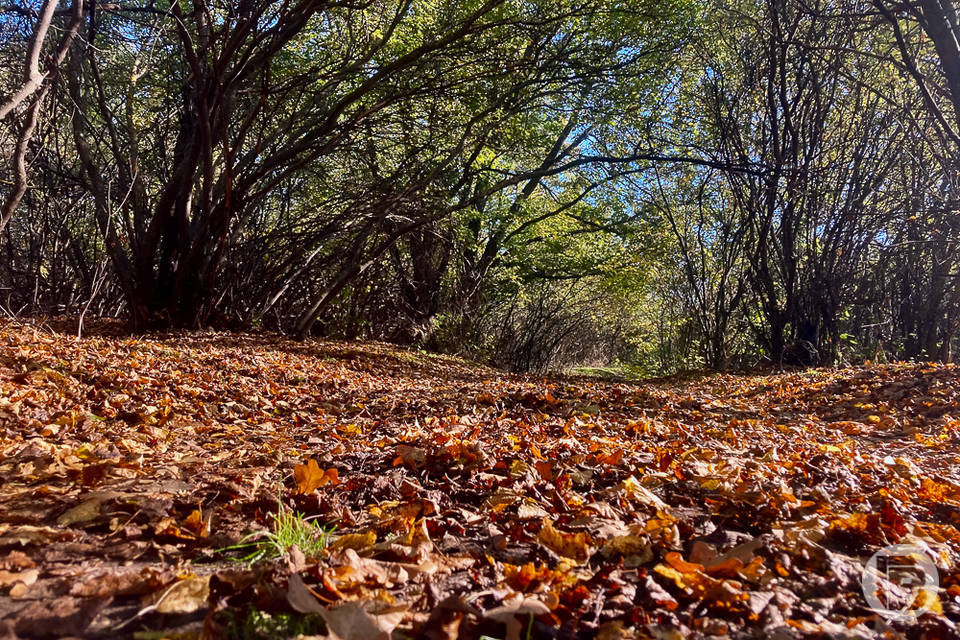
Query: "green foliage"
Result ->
[[4, 0, 959, 370], [220, 608, 326, 640], [219, 502, 331, 565]]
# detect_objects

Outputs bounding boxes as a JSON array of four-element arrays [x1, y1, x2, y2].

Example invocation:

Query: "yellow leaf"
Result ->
[[75, 443, 97, 461], [654, 562, 745, 604], [184, 508, 210, 538], [619, 476, 668, 509], [538, 519, 591, 563], [153, 576, 210, 614], [509, 459, 532, 478], [57, 497, 105, 526], [330, 530, 377, 551], [665, 551, 704, 573], [600, 535, 653, 566]]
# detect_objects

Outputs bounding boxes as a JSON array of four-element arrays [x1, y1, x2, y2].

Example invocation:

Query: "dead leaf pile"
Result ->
[[0, 320, 958, 638]]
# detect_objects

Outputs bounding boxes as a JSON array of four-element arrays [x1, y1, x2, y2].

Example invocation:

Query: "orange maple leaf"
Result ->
[[294, 459, 339, 494]]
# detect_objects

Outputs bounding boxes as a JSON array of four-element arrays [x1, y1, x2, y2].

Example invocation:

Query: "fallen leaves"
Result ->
[[0, 524, 74, 547], [1, 323, 959, 638], [10, 596, 111, 638], [287, 574, 407, 640], [394, 444, 428, 469]]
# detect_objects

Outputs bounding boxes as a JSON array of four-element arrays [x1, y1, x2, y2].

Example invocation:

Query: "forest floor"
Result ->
[[0, 320, 959, 640]]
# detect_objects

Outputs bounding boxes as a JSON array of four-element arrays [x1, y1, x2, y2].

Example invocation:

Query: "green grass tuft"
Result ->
[[219, 501, 331, 565]]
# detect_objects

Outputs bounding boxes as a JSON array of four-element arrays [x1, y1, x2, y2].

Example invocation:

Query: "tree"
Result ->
[[0, 0, 83, 233]]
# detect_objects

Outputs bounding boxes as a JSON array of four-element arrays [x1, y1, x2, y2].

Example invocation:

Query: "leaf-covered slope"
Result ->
[[0, 322, 959, 638]]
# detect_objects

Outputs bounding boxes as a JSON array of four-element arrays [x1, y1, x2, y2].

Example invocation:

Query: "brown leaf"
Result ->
[[57, 496, 107, 526], [321, 602, 408, 640], [0, 551, 35, 571], [486, 593, 552, 640], [330, 548, 410, 589], [395, 445, 427, 469], [183, 508, 211, 538], [534, 461, 553, 481], [0, 568, 38, 589], [0, 525, 73, 547], [600, 534, 653, 567], [287, 573, 325, 614]]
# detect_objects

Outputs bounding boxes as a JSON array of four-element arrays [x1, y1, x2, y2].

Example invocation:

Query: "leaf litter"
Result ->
[[0, 320, 958, 638]]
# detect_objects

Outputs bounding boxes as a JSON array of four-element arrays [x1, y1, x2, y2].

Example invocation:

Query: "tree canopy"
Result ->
[[1, 0, 959, 372]]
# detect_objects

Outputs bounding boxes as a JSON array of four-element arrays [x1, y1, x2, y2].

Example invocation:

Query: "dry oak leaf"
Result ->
[[295, 459, 339, 494], [328, 548, 411, 589], [538, 519, 592, 564]]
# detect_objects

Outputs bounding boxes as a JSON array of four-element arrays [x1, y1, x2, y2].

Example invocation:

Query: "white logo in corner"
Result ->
[[862, 543, 940, 623]]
